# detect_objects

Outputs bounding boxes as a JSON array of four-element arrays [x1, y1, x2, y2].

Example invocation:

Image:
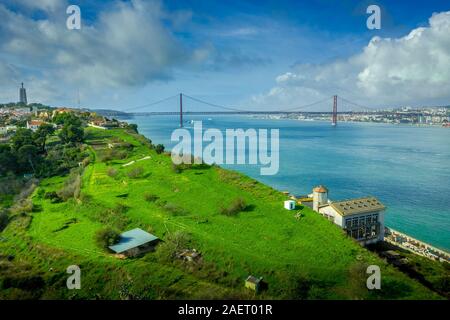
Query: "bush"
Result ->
[[95, 227, 121, 250], [81, 157, 91, 167], [0, 210, 9, 231], [107, 167, 118, 178], [163, 202, 189, 216], [155, 144, 165, 154], [99, 148, 128, 162], [44, 191, 62, 203], [156, 231, 191, 263], [14, 180, 38, 203], [57, 172, 81, 201], [219, 197, 247, 216], [127, 166, 144, 179], [144, 193, 159, 202], [172, 163, 182, 174], [91, 203, 130, 230], [10, 199, 34, 215]]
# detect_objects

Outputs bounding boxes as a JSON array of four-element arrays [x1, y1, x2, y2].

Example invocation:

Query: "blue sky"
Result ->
[[0, 0, 449, 111]]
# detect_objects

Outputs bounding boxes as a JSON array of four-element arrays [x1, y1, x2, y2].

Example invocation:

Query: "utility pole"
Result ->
[[332, 95, 337, 126], [180, 93, 183, 128]]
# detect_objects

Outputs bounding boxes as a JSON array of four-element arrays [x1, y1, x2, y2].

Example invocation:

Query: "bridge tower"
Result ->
[[179, 93, 183, 128], [332, 95, 337, 126]]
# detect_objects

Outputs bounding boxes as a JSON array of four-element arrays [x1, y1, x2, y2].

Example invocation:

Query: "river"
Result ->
[[119, 114, 450, 251]]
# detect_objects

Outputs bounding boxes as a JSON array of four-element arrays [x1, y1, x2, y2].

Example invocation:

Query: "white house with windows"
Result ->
[[312, 186, 386, 245], [26, 120, 49, 132]]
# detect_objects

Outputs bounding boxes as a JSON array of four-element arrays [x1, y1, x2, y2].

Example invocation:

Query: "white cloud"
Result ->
[[0, 0, 191, 103], [12, 0, 64, 13], [252, 11, 450, 109]]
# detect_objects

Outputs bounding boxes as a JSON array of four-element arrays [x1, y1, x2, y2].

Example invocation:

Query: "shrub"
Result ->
[[155, 144, 165, 154], [57, 172, 81, 201], [2, 275, 45, 291], [81, 157, 91, 167], [0, 210, 9, 231], [219, 197, 247, 216], [91, 203, 130, 230], [44, 191, 62, 203], [156, 231, 191, 263], [163, 202, 189, 216], [10, 199, 34, 215], [127, 166, 144, 179], [115, 203, 129, 214], [14, 180, 38, 203], [144, 193, 159, 202], [95, 227, 121, 250], [107, 167, 118, 178], [99, 148, 128, 162], [172, 163, 182, 174], [36, 188, 45, 199]]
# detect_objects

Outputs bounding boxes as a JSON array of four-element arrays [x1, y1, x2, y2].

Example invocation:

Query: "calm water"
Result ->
[[121, 115, 450, 251]]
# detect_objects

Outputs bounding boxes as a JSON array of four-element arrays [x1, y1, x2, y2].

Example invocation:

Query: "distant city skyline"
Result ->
[[0, 0, 449, 111]]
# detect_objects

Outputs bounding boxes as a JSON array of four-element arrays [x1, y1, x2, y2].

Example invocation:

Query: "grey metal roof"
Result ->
[[109, 228, 159, 254], [330, 197, 385, 216]]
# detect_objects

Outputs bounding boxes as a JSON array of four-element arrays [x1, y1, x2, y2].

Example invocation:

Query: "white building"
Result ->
[[26, 120, 44, 132], [0, 125, 17, 135], [312, 186, 386, 245], [284, 200, 296, 210]]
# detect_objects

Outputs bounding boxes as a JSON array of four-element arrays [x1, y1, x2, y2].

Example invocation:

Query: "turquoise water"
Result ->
[[121, 115, 450, 251]]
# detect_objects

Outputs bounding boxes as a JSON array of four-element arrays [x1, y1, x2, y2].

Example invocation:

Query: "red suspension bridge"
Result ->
[[105, 93, 371, 127]]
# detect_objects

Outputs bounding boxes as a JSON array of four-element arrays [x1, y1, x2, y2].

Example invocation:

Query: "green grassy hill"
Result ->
[[0, 127, 443, 299]]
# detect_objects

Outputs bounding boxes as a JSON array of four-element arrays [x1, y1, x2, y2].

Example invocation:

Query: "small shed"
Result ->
[[284, 200, 296, 210], [109, 228, 159, 258], [245, 275, 263, 292]]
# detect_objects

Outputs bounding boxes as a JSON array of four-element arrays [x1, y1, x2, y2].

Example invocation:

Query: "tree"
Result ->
[[155, 144, 165, 154], [127, 123, 138, 133], [53, 112, 81, 126], [11, 128, 34, 151], [95, 227, 121, 250], [0, 144, 17, 176], [59, 124, 84, 144], [33, 123, 55, 152], [17, 144, 39, 173]]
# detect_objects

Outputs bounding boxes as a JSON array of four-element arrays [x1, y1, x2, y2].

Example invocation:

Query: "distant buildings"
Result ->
[[26, 120, 45, 131], [258, 106, 450, 126], [19, 82, 27, 105], [311, 186, 386, 245]]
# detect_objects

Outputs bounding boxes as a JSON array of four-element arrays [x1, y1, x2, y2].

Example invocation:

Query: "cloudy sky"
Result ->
[[0, 0, 449, 111]]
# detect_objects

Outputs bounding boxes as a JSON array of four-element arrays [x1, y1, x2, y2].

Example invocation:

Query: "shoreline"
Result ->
[[247, 114, 450, 128], [385, 227, 450, 262], [117, 116, 450, 256]]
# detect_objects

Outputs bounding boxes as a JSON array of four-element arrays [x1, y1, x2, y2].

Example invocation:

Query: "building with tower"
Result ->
[[311, 185, 386, 245], [312, 185, 328, 211]]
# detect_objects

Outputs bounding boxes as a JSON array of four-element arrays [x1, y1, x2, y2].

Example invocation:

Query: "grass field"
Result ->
[[0, 127, 444, 299]]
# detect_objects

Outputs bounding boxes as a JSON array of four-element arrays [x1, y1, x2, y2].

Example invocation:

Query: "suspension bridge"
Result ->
[[103, 93, 372, 127]]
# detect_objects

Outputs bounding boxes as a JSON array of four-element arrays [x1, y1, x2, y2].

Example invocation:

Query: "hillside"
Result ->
[[0, 127, 443, 299]]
